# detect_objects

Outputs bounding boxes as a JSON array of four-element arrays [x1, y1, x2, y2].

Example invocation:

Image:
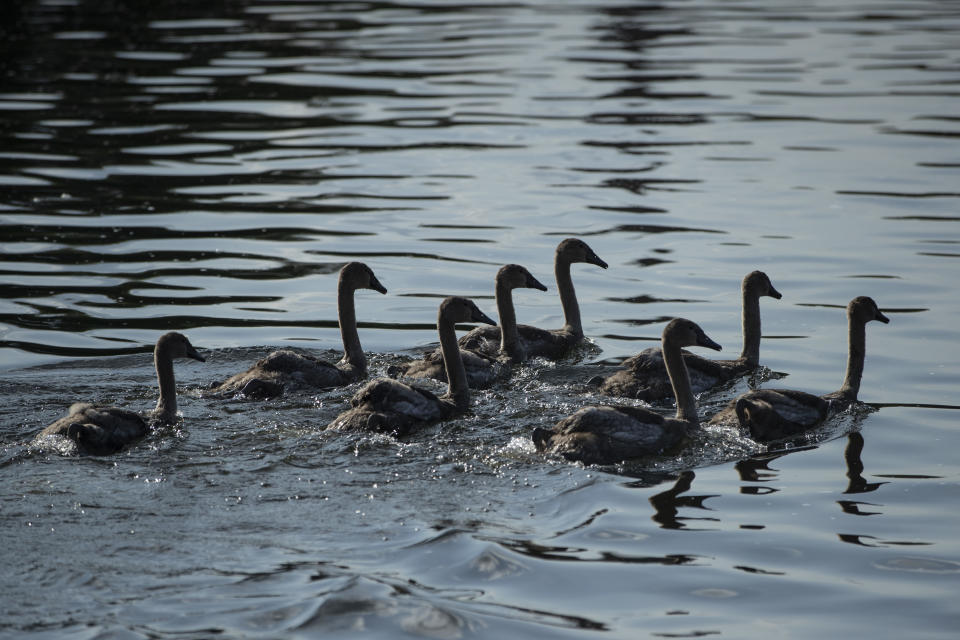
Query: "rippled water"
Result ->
[[2, 1, 959, 637]]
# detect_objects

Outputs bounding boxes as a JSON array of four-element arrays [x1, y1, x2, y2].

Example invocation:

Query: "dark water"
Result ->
[[2, 0, 959, 637]]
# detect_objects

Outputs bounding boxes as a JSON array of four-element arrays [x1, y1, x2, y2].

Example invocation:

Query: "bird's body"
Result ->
[[328, 297, 496, 437], [217, 350, 350, 398], [39, 403, 148, 457], [36, 332, 205, 455], [460, 238, 607, 361], [534, 404, 688, 466], [397, 264, 547, 387], [534, 318, 722, 465], [398, 347, 505, 389], [212, 262, 386, 398], [711, 296, 889, 441], [597, 348, 734, 401], [596, 271, 781, 401]]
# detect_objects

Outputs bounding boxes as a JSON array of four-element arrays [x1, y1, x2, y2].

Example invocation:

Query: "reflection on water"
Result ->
[[647, 470, 720, 530], [2, 0, 960, 638], [842, 431, 887, 498]]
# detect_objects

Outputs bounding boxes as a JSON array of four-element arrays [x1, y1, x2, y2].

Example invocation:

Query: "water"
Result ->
[[2, 0, 959, 637]]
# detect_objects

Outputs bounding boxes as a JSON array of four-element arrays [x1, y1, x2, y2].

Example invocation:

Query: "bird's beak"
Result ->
[[697, 332, 722, 352], [473, 308, 497, 326], [527, 274, 548, 292], [587, 250, 609, 270], [369, 275, 387, 295]]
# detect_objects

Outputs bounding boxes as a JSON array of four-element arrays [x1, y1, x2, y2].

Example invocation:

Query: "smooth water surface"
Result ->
[[2, 1, 959, 638]]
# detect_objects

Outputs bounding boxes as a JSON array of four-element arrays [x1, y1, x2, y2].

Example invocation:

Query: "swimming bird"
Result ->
[[533, 318, 721, 465], [458, 238, 608, 360], [709, 296, 889, 442], [327, 296, 496, 437], [393, 264, 547, 387], [36, 332, 205, 455], [211, 262, 386, 398], [594, 270, 781, 400]]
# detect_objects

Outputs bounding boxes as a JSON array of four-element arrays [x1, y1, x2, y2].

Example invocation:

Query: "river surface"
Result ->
[[2, 0, 959, 638]]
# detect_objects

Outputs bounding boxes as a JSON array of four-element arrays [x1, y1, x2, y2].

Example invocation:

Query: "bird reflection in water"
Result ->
[[647, 471, 720, 530], [835, 430, 935, 548], [838, 431, 887, 516], [734, 452, 788, 495]]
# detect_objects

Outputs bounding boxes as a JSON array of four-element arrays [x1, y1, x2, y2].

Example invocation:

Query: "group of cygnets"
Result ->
[[36, 238, 889, 465]]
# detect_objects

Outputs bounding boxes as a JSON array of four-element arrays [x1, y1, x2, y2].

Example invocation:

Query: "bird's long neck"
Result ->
[[663, 338, 698, 424], [496, 282, 522, 360], [439, 314, 470, 408], [838, 315, 867, 400], [153, 345, 177, 421], [740, 285, 762, 364], [555, 257, 582, 336], [338, 281, 365, 372]]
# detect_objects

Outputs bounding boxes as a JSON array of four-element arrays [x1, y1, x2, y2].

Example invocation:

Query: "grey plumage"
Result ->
[[534, 318, 721, 465], [328, 297, 496, 437], [212, 261, 386, 398], [395, 264, 547, 387], [459, 238, 607, 361], [711, 296, 889, 441], [36, 331, 205, 455], [595, 271, 781, 401]]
